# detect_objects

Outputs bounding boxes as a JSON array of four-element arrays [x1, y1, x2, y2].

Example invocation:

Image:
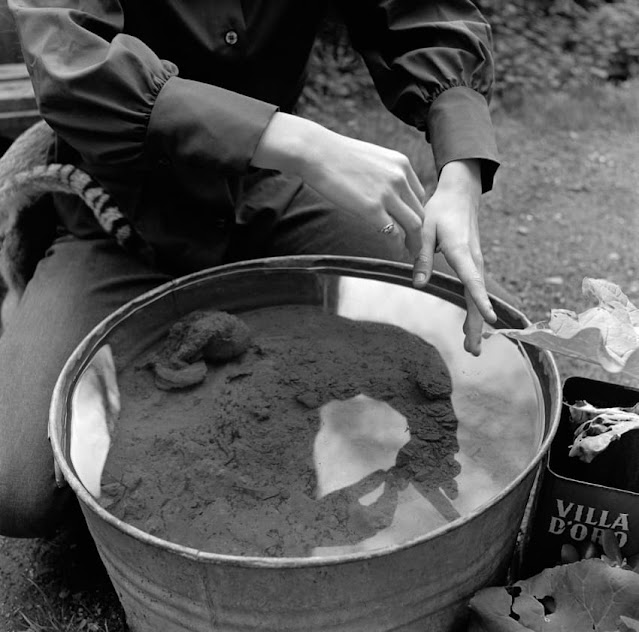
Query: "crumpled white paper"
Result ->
[[485, 277, 639, 377]]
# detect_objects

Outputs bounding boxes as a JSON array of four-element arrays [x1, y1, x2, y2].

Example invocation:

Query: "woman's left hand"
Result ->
[[412, 159, 497, 356]]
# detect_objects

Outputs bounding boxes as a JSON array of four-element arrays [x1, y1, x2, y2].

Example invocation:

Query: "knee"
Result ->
[[0, 456, 73, 538]]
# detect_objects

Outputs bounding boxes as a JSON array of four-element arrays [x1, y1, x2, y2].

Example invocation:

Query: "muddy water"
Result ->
[[96, 279, 542, 559], [332, 279, 543, 546]]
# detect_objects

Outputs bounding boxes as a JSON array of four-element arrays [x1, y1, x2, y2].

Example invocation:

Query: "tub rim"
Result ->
[[49, 254, 562, 569]]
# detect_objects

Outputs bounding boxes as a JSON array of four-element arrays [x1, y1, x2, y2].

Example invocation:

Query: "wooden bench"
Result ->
[[0, 63, 39, 141]]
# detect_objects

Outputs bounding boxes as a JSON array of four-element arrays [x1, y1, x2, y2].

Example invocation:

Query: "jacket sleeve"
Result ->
[[8, 0, 278, 199], [340, 0, 500, 192]]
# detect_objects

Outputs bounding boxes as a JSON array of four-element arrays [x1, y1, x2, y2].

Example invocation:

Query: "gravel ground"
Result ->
[[483, 83, 639, 386], [1, 81, 638, 631]]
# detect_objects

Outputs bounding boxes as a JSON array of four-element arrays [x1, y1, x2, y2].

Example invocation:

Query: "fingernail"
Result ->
[[414, 273, 427, 285]]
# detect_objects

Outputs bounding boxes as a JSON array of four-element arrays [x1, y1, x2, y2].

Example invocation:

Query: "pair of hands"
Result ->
[[252, 113, 497, 356]]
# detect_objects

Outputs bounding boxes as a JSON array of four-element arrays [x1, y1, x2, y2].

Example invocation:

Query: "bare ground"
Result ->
[[483, 83, 639, 385], [1, 81, 638, 631]]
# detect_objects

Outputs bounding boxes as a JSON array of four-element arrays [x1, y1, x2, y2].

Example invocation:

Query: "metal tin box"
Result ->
[[523, 376, 639, 577]]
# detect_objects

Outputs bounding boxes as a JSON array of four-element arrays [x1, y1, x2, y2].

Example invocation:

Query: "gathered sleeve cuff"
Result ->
[[9, 0, 278, 212], [342, 0, 501, 192], [145, 76, 278, 199], [427, 87, 499, 193]]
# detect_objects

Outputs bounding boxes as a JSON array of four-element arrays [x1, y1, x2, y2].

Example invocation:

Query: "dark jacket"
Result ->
[[9, 0, 500, 270]]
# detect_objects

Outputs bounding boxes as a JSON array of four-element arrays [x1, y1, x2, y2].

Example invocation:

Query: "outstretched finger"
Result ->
[[444, 249, 497, 325], [463, 287, 484, 356]]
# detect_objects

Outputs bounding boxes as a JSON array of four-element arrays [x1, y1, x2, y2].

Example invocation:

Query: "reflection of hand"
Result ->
[[394, 434, 459, 499], [412, 160, 497, 356], [314, 458, 460, 548], [312, 469, 401, 546], [251, 112, 426, 258]]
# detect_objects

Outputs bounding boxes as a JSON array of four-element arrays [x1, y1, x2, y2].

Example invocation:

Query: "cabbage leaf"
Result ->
[[468, 559, 639, 632], [486, 278, 639, 377]]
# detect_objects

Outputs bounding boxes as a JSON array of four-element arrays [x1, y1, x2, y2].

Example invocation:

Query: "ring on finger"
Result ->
[[379, 222, 395, 235]]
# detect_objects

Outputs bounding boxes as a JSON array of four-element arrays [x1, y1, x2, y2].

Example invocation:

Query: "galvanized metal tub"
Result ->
[[49, 256, 561, 632]]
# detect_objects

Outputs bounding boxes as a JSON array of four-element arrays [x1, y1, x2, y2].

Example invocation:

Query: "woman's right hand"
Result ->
[[251, 112, 426, 258]]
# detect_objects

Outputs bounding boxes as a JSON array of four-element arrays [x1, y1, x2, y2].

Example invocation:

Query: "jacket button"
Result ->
[[224, 30, 238, 45]]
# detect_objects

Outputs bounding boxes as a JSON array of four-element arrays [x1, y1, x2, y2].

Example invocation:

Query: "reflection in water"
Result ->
[[313, 394, 465, 556], [70, 345, 120, 499], [331, 277, 543, 542], [314, 395, 409, 499]]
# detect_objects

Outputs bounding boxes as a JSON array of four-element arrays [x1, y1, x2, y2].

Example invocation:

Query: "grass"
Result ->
[[18, 577, 111, 632], [494, 79, 639, 133], [0, 523, 126, 632], [18, 602, 115, 632]]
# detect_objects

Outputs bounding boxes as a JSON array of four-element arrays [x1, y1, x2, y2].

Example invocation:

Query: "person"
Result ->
[[0, 0, 502, 538]]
